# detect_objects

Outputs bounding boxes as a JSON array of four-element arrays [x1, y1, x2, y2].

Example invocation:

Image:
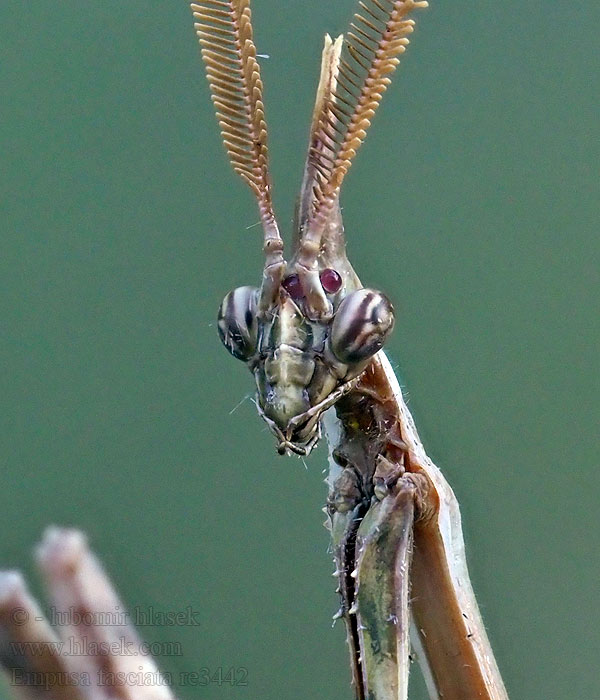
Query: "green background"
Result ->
[[1, 1, 598, 698]]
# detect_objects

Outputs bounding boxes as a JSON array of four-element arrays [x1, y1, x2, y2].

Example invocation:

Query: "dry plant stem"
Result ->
[[0, 528, 175, 700], [0, 572, 80, 700]]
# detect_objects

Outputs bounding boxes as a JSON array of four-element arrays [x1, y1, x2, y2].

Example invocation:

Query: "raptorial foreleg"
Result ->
[[353, 470, 432, 700]]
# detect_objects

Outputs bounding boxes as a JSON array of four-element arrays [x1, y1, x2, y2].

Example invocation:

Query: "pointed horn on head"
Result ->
[[296, 0, 428, 319]]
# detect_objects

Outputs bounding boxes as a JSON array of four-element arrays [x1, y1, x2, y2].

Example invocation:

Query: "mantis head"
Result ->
[[192, 1, 426, 453]]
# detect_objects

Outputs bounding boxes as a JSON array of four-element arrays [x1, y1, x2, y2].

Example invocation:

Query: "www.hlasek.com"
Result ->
[[9, 636, 182, 658]]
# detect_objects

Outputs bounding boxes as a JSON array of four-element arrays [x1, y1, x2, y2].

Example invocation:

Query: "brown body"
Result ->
[[328, 356, 507, 699]]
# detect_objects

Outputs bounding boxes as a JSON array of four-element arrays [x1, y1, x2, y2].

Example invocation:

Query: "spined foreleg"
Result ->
[[353, 471, 432, 700], [328, 460, 433, 700]]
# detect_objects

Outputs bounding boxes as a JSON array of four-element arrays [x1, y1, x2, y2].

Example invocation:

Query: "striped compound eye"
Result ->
[[329, 289, 395, 365], [217, 286, 259, 361]]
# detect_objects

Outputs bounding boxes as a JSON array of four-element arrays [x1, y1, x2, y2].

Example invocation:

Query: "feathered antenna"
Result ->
[[315, 0, 428, 213], [191, 0, 285, 310], [295, 0, 428, 318], [295, 34, 344, 243]]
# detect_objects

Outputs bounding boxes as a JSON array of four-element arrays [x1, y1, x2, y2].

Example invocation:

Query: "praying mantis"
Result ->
[[190, 1, 509, 698]]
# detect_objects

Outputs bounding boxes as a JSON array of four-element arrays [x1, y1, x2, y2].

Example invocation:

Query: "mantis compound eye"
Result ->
[[217, 286, 259, 361], [329, 288, 395, 365]]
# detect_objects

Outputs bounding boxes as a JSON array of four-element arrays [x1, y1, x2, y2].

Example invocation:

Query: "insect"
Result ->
[[191, 1, 509, 698]]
